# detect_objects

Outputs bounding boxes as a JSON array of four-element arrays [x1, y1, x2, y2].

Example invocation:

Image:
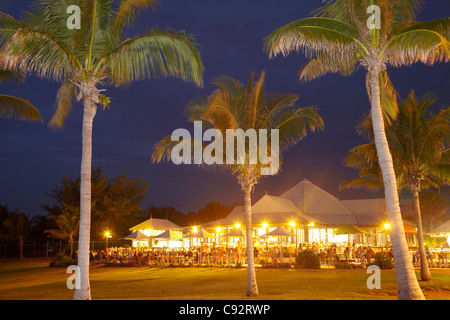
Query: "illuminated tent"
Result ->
[[281, 179, 359, 225], [260, 226, 295, 237], [152, 229, 182, 239], [183, 228, 214, 238], [331, 224, 368, 234], [428, 220, 450, 235], [403, 223, 417, 234], [129, 217, 183, 232], [222, 228, 246, 238], [120, 230, 151, 240]]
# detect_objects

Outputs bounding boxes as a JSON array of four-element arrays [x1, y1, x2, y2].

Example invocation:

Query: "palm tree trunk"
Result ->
[[369, 68, 424, 300], [69, 235, 74, 259], [412, 184, 432, 281], [243, 184, 259, 297], [19, 236, 24, 260], [73, 94, 96, 300]]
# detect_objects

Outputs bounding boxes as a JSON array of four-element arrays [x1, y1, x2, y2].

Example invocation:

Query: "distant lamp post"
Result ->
[[383, 223, 391, 246], [105, 231, 112, 251], [215, 227, 221, 243], [289, 221, 297, 251]]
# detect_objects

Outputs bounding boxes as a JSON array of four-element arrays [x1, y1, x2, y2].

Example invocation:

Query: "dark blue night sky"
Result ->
[[1, 0, 449, 216]]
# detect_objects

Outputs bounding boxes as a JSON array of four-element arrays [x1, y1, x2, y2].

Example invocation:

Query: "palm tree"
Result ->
[[264, 0, 449, 300], [2, 211, 30, 260], [152, 71, 324, 296], [341, 90, 449, 281], [0, 69, 42, 122], [0, 0, 204, 300], [45, 205, 80, 258]]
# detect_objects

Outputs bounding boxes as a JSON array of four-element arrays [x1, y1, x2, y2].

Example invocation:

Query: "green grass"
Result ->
[[1, 260, 449, 300]]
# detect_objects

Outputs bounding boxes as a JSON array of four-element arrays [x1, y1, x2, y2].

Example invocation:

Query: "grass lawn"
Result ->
[[0, 259, 449, 300]]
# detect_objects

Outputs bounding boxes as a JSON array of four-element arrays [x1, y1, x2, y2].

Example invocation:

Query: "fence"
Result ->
[[0, 239, 132, 260]]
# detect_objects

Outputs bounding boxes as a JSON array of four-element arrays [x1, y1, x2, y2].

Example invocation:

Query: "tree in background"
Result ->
[[340, 91, 449, 281], [265, 0, 449, 300], [186, 202, 233, 225], [419, 189, 449, 227], [2, 211, 30, 260], [45, 205, 79, 258], [0, 0, 203, 300], [42, 166, 148, 240], [153, 71, 324, 297], [0, 69, 42, 122]]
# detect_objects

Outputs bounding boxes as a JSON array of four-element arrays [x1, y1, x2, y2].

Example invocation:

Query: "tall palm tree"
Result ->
[[2, 211, 30, 260], [264, 0, 449, 300], [152, 71, 324, 296], [0, 0, 203, 300], [45, 205, 80, 258], [340, 91, 449, 281], [0, 69, 42, 122]]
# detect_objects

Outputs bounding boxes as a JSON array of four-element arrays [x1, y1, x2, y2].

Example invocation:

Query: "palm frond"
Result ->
[[184, 95, 209, 122], [339, 177, 384, 191], [0, 69, 25, 83], [106, 28, 204, 87], [112, 0, 159, 35], [273, 106, 324, 151], [201, 89, 241, 131], [247, 71, 265, 128], [383, 18, 450, 67], [2, 27, 81, 81], [264, 17, 365, 59], [299, 50, 358, 82], [49, 80, 77, 130], [0, 94, 42, 122], [0, 12, 25, 47], [151, 135, 178, 163], [260, 93, 299, 126], [365, 70, 399, 124]]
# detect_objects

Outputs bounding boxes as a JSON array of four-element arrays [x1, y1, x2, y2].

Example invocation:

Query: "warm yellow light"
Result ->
[[193, 226, 198, 233], [289, 221, 296, 227], [308, 222, 315, 227], [105, 231, 110, 237], [262, 222, 269, 229], [216, 227, 222, 233], [384, 223, 390, 230], [234, 223, 241, 229]]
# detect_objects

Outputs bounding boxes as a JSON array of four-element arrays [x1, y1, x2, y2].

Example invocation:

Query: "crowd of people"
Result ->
[[68, 239, 449, 268], [84, 243, 294, 267], [68, 241, 387, 267]]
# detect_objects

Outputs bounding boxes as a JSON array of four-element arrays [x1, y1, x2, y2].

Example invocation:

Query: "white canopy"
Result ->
[[120, 230, 150, 240], [260, 226, 295, 237], [222, 228, 246, 238], [429, 220, 450, 235], [183, 228, 214, 238], [152, 229, 182, 239]]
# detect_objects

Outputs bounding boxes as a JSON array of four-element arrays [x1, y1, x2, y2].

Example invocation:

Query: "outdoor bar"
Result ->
[[101, 179, 450, 269]]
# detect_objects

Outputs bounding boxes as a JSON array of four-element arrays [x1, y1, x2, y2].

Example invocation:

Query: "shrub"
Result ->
[[295, 250, 320, 269], [49, 253, 75, 267], [371, 252, 393, 269], [335, 261, 352, 269]]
